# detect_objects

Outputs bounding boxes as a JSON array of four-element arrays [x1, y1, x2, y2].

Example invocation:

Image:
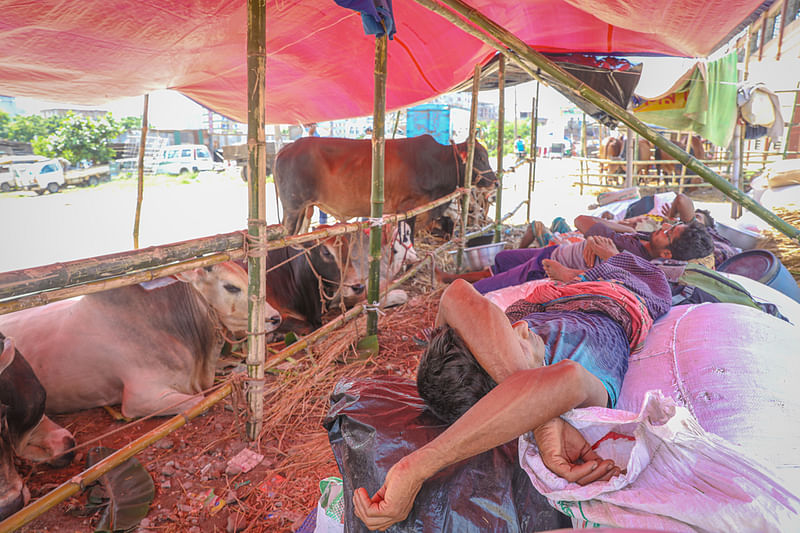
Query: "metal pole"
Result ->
[[245, 0, 267, 440], [494, 55, 505, 243], [413, 0, 800, 242], [366, 34, 387, 336], [132, 94, 148, 249], [457, 65, 481, 271]]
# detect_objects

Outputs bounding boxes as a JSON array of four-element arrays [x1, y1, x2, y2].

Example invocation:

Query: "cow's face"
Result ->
[[313, 237, 361, 302], [471, 142, 498, 190], [175, 262, 281, 336], [387, 221, 419, 280]]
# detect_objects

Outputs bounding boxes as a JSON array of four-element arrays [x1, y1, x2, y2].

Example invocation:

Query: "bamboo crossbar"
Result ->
[[0, 382, 234, 533], [0, 252, 243, 316], [0, 190, 463, 306]]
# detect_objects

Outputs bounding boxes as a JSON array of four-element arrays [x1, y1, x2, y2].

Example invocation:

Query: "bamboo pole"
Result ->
[[133, 94, 149, 250], [0, 382, 234, 533], [413, 0, 800, 243], [0, 191, 461, 306], [731, 124, 744, 219], [245, 0, 267, 440], [0, 252, 243, 316], [366, 34, 388, 337], [494, 55, 505, 243], [392, 110, 401, 139], [0, 231, 249, 301], [457, 65, 482, 271], [528, 83, 539, 218], [624, 128, 633, 188], [677, 132, 691, 194]]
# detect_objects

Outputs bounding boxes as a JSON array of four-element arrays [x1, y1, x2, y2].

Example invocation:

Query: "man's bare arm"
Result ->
[[574, 215, 635, 235], [436, 279, 532, 383]]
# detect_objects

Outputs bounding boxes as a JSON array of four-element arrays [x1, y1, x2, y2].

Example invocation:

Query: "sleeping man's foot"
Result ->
[[542, 259, 583, 283]]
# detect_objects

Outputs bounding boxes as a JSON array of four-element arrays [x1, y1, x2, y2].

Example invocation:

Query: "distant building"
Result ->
[[40, 108, 108, 119], [200, 109, 246, 149], [0, 96, 24, 117]]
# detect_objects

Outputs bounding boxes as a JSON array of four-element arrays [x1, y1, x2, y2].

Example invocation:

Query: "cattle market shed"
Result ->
[[1, 0, 799, 531]]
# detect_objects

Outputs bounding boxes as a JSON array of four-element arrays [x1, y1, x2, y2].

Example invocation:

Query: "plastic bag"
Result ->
[[323, 376, 569, 532], [314, 476, 344, 533], [519, 390, 800, 531]]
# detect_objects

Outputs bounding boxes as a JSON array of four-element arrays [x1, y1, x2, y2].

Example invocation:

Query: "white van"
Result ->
[[0, 155, 48, 192], [155, 144, 215, 175], [14, 159, 65, 194]]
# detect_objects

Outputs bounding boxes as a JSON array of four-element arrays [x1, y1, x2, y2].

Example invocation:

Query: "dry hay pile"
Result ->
[[238, 287, 442, 532], [757, 208, 800, 282]]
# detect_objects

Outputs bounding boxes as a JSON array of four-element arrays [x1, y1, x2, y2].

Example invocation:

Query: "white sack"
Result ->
[[519, 391, 800, 532]]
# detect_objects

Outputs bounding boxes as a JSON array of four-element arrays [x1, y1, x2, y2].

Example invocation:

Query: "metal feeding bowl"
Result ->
[[715, 222, 762, 251], [449, 241, 507, 271]]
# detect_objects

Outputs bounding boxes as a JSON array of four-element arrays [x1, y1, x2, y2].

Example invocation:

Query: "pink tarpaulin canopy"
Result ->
[[1, 0, 764, 124]]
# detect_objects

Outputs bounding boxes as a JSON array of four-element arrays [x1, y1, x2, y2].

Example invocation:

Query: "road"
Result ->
[[3, 157, 739, 273], [0, 170, 280, 272]]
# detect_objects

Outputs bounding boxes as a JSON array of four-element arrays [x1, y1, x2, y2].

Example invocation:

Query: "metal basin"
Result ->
[[450, 241, 506, 271], [715, 222, 762, 250]]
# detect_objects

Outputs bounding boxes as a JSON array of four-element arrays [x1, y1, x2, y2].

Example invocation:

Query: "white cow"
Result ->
[[0, 262, 281, 418]]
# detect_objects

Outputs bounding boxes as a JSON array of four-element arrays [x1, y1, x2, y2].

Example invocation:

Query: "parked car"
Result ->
[[14, 158, 65, 194], [155, 144, 215, 175], [0, 155, 48, 192]]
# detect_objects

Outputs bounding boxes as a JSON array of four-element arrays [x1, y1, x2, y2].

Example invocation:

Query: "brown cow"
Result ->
[[654, 133, 706, 184], [598, 136, 624, 176], [274, 135, 497, 235]]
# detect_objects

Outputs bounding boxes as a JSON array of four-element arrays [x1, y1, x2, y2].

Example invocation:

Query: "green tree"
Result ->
[[32, 112, 129, 165], [5, 114, 60, 143], [479, 118, 533, 158], [0, 110, 10, 139]]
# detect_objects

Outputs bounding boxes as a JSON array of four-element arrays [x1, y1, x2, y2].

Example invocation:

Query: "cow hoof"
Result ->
[[382, 289, 408, 308]]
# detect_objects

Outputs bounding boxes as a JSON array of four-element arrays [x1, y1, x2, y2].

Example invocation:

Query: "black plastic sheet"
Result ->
[[323, 376, 570, 532]]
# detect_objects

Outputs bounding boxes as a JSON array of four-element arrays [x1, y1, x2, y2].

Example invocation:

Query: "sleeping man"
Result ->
[[353, 252, 671, 530]]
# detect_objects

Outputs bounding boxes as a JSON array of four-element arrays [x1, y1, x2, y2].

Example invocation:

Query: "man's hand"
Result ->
[[582, 236, 619, 267], [533, 417, 621, 485], [353, 457, 424, 531], [660, 202, 676, 221]]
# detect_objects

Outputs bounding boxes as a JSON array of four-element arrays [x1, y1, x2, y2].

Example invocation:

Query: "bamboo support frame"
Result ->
[[457, 65, 482, 271], [0, 252, 243, 315], [366, 34, 388, 337], [245, 0, 268, 440], [494, 55, 505, 243], [527, 84, 539, 221], [133, 93, 148, 249], [0, 382, 234, 533], [414, 0, 800, 243], [0, 191, 463, 308]]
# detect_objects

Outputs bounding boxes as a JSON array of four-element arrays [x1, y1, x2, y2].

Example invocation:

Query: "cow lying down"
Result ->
[[1, 334, 75, 520], [0, 262, 281, 418], [334, 220, 421, 308]]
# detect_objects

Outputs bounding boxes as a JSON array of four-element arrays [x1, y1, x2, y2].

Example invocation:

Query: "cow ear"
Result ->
[[1, 336, 16, 375], [174, 267, 206, 284]]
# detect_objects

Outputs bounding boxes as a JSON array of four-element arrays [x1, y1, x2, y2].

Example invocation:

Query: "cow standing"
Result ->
[[1, 334, 75, 520], [0, 262, 282, 418], [274, 135, 497, 235]]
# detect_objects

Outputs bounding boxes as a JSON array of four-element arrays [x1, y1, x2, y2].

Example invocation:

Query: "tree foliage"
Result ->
[[2, 111, 141, 165], [479, 118, 533, 158]]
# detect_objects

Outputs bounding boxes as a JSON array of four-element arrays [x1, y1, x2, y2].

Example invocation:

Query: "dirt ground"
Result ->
[[14, 228, 530, 533]]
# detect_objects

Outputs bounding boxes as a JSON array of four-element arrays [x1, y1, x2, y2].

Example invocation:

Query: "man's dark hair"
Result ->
[[669, 220, 714, 261], [416, 326, 497, 424], [694, 208, 715, 227]]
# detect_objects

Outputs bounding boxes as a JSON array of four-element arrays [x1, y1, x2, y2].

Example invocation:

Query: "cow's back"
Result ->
[[275, 135, 459, 231], [0, 283, 216, 413]]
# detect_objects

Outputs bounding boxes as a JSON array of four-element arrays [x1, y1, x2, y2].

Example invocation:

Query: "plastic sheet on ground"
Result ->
[[323, 376, 570, 532]]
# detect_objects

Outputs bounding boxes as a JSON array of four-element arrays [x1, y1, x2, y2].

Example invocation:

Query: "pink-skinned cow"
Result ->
[[0, 262, 281, 419], [1, 334, 75, 520]]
